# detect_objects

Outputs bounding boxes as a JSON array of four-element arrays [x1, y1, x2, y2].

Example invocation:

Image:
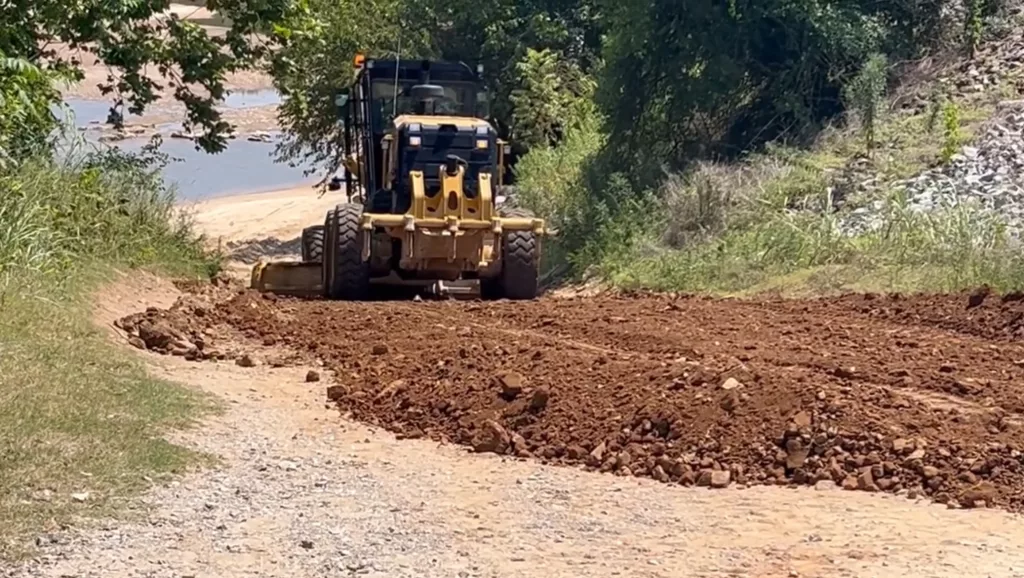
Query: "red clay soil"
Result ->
[[121, 288, 1024, 511]]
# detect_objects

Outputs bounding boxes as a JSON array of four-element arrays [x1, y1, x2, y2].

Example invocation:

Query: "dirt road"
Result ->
[[122, 284, 1024, 511], [12, 188, 1024, 576], [10, 274, 1024, 578]]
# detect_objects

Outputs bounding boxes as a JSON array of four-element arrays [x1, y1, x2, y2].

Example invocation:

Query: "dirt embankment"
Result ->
[[117, 285, 1024, 512]]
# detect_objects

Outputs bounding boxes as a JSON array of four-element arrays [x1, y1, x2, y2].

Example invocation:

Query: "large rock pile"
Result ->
[[842, 101, 1024, 237]]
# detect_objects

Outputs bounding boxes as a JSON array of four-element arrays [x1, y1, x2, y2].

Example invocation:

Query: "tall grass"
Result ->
[[0, 143, 218, 293], [0, 142, 220, 558], [514, 79, 1024, 297], [599, 188, 1024, 296]]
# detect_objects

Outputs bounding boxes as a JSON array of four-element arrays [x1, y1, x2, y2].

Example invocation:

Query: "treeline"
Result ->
[[1, 0, 1016, 280], [272, 0, 1006, 177]]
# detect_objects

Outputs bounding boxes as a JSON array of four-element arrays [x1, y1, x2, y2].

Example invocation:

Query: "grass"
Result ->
[[0, 145, 221, 558], [0, 272, 219, 558], [527, 74, 1024, 297]]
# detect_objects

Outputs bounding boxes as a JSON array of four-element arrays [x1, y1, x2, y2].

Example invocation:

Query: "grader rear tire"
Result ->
[[321, 203, 370, 300], [300, 225, 324, 263], [484, 207, 539, 300]]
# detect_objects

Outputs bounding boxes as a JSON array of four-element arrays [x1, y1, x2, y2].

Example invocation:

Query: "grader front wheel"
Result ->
[[483, 207, 540, 300], [322, 203, 370, 300]]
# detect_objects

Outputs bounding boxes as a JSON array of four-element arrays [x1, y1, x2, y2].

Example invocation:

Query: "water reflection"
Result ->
[[58, 91, 316, 200]]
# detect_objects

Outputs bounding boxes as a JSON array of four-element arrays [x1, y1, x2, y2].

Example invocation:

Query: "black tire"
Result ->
[[322, 203, 370, 300], [484, 207, 539, 300], [300, 225, 324, 263]]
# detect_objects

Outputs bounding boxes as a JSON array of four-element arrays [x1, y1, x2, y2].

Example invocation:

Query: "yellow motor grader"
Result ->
[[250, 56, 545, 300]]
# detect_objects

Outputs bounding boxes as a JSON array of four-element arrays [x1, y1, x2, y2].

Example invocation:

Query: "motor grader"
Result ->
[[250, 55, 545, 300]]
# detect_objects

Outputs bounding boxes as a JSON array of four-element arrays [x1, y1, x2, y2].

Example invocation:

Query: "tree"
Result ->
[[270, 0, 603, 179], [271, 0, 411, 179], [596, 0, 954, 188], [406, 0, 602, 134], [0, 54, 65, 166], [843, 53, 888, 152], [510, 49, 595, 151], [0, 0, 294, 156]]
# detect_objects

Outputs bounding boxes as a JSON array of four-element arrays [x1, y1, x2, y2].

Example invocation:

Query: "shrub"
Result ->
[[0, 140, 217, 295]]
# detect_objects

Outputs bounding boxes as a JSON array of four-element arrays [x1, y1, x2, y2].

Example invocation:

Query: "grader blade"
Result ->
[[250, 260, 323, 297]]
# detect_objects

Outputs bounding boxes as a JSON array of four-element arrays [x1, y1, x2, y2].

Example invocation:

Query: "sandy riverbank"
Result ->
[[58, 4, 280, 137], [182, 185, 343, 246]]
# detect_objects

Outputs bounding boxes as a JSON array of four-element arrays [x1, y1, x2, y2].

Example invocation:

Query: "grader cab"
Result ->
[[251, 56, 545, 300]]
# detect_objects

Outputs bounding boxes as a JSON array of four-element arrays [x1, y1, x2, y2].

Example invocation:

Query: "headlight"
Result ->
[[475, 139, 488, 149], [409, 135, 421, 147]]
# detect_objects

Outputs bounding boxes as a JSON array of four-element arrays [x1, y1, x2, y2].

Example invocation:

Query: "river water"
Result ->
[[57, 89, 318, 200]]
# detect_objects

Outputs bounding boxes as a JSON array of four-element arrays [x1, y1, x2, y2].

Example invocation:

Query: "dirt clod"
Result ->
[[496, 372, 526, 400], [528, 387, 550, 412], [709, 470, 731, 488], [236, 354, 258, 368], [472, 420, 510, 455], [305, 370, 321, 383], [326, 385, 348, 401]]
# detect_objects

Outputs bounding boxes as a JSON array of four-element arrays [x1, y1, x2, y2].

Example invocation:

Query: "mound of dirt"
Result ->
[[122, 285, 1024, 511], [224, 237, 302, 264], [116, 276, 247, 360]]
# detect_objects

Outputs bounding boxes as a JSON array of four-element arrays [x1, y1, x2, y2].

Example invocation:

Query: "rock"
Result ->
[[959, 482, 998, 508], [300, 539, 314, 549], [785, 439, 810, 469], [128, 336, 147, 350], [588, 442, 607, 466], [371, 344, 389, 355], [71, 492, 90, 502], [236, 354, 258, 368], [834, 366, 857, 379], [279, 460, 299, 471], [721, 377, 742, 390], [528, 387, 550, 411], [857, 470, 878, 492], [892, 438, 909, 453], [325, 385, 348, 401], [567, 445, 587, 460], [906, 448, 926, 462], [696, 470, 714, 487], [814, 480, 837, 491], [496, 372, 526, 400], [305, 370, 321, 383], [709, 470, 731, 488], [922, 465, 940, 479], [472, 420, 510, 454], [510, 432, 528, 453]]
